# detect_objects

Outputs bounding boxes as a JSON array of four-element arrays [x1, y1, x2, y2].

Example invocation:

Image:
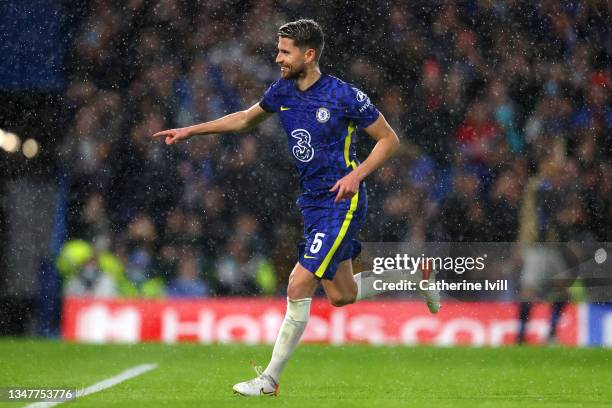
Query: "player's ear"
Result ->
[[304, 48, 316, 63]]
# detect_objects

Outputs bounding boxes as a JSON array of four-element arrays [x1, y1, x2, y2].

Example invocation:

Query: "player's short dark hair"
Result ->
[[278, 19, 325, 62]]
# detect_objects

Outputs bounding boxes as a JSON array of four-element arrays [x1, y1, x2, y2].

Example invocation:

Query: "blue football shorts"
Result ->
[[297, 186, 367, 280]]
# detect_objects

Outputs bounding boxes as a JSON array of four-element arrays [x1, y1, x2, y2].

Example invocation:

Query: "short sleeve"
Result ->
[[344, 85, 380, 129], [259, 80, 282, 113]]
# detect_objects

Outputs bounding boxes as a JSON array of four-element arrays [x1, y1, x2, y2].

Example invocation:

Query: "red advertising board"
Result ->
[[61, 297, 580, 346]]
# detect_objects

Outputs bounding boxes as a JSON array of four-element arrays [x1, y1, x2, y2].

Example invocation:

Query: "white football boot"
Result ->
[[233, 364, 279, 397], [418, 267, 441, 314]]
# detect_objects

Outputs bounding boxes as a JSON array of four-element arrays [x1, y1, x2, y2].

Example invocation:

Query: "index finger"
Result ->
[[152, 130, 173, 138]]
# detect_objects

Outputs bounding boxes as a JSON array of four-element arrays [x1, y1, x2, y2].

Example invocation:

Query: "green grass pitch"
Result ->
[[0, 339, 611, 407]]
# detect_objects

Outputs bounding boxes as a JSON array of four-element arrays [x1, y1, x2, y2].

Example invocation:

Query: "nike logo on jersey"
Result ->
[[304, 255, 317, 259], [280, 106, 291, 111]]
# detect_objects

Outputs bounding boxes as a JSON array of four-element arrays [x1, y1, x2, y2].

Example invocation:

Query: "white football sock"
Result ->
[[355, 269, 420, 301], [263, 297, 311, 383]]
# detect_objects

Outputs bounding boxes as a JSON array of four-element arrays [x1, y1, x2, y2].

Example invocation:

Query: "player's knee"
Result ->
[[330, 296, 355, 307], [287, 285, 302, 301], [329, 291, 356, 307], [287, 282, 313, 301]]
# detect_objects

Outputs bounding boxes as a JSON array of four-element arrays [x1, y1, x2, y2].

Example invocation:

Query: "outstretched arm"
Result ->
[[152, 103, 272, 145], [330, 114, 400, 202]]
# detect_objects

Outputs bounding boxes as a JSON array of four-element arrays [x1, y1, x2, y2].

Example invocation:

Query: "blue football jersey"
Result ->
[[259, 74, 380, 205]]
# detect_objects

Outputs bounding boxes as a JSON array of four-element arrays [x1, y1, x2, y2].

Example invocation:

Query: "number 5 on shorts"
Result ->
[[310, 233, 325, 254]]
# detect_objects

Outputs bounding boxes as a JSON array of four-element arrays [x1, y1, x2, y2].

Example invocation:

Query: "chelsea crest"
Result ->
[[316, 107, 330, 123]]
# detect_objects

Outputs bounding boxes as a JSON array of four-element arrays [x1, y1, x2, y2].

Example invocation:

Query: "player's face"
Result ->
[[276, 37, 307, 80]]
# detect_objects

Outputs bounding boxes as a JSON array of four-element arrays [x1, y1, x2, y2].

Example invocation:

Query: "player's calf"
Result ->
[[322, 259, 358, 307]]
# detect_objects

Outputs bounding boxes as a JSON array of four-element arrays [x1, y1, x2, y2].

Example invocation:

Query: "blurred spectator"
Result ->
[[77, 192, 111, 243], [487, 169, 522, 241], [166, 248, 210, 298], [435, 171, 485, 241], [215, 237, 276, 295], [63, 259, 117, 298], [57, 239, 121, 298], [455, 101, 500, 165]]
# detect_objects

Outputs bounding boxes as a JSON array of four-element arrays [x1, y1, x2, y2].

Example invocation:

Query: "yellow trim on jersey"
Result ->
[[314, 123, 360, 278], [314, 189, 359, 278], [344, 121, 356, 167]]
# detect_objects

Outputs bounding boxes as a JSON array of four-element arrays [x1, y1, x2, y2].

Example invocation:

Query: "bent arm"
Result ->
[[186, 103, 271, 136], [353, 113, 400, 182], [329, 114, 400, 202]]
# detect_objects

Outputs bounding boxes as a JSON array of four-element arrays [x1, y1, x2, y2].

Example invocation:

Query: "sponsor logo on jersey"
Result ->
[[354, 87, 367, 102], [290, 129, 315, 162], [353, 87, 372, 112], [358, 99, 373, 113]]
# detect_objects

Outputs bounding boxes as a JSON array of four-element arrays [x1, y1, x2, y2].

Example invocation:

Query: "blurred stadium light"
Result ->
[[0, 129, 21, 153], [22, 138, 39, 159]]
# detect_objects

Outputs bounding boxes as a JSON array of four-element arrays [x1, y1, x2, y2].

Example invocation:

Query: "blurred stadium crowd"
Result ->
[[56, 0, 611, 298]]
